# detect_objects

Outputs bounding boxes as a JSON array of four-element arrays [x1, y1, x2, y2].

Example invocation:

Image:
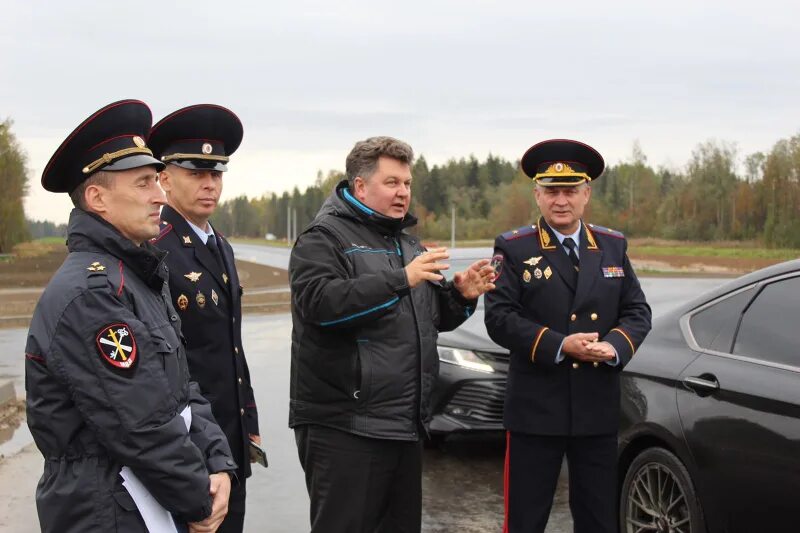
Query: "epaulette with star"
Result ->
[[586, 223, 625, 239], [501, 224, 538, 241]]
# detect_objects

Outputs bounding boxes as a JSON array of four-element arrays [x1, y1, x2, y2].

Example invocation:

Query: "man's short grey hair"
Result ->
[[69, 170, 115, 209], [345, 136, 414, 185]]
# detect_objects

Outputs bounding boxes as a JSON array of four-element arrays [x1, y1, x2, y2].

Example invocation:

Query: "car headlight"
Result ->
[[437, 346, 494, 374]]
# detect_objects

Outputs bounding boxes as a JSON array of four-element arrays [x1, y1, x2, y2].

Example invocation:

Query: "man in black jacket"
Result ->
[[485, 139, 652, 533], [25, 100, 235, 532], [149, 104, 259, 533], [289, 136, 495, 533]]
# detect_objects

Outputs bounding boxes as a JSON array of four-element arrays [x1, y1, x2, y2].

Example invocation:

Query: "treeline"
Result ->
[[0, 119, 29, 253], [213, 132, 800, 248]]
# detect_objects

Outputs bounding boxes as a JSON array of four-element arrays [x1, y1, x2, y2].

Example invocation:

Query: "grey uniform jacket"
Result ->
[[25, 209, 236, 532]]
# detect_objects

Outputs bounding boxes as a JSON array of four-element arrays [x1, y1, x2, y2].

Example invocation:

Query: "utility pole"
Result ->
[[293, 208, 298, 244], [287, 205, 292, 246], [450, 205, 456, 249]]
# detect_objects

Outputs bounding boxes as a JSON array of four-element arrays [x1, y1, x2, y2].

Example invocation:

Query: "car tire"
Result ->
[[620, 446, 706, 533]]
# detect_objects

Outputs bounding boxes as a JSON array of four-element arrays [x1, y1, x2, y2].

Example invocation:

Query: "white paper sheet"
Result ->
[[120, 405, 193, 532]]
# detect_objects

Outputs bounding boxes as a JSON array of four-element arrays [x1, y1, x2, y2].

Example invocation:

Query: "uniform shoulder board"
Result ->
[[85, 261, 109, 289], [587, 223, 625, 239], [501, 224, 538, 241]]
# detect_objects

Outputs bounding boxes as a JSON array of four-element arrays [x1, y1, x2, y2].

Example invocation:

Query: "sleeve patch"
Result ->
[[490, 254, 504, 281], [95, 323, 138, 370]]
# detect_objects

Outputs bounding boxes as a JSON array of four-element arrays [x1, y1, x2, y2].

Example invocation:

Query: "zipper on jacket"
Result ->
[[395, 235, 423, 440]]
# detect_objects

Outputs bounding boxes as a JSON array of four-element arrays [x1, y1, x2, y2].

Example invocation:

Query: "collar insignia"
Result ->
[[182, 235, 192, 245]]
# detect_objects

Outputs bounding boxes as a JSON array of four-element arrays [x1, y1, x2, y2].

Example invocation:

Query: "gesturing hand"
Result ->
[[405, 247, 450, 288], [453, 259, 496, 299]]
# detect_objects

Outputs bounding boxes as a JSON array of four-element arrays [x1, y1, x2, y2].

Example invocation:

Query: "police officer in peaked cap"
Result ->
[[25, 100, 236, 533], [150, 104, 259, 533], [485, 139, 652, 533]]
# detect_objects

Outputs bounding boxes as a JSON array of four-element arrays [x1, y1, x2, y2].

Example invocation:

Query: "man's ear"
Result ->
[[158, 170, 172, 193], [353, 176, 367, 201], [83, 184, 107, 214]]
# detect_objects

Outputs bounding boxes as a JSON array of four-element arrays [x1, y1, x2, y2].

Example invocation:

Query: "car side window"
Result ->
[[732, 276, 800, 366], [689, 286, 755, 353]]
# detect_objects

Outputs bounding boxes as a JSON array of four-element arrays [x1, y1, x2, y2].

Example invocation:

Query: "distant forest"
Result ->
[[211, 133, 800, 248]]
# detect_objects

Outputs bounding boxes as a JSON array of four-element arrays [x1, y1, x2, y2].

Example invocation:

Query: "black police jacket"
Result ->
[[289, 181, 477, 440], [485, 217, 652, 436], [25, 209, 236, 532], [153, 204, 259, 482]]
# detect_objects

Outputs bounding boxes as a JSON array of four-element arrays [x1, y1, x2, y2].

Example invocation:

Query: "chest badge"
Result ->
[[544, 266, 553, 280], [211, 289, 219, 306], [177, 294, 189, 311], [533, 268, 543, 280], [523, 256, 542, 266], [184, 272, 202, 282], [95, 323, 138, 370], [196, 292, 207, 308], [523, 269, 532, 283], [222, 273, 229, 284]]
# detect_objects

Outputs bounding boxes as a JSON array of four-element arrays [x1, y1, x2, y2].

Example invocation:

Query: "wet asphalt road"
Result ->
[[0, 276, 728, 532]]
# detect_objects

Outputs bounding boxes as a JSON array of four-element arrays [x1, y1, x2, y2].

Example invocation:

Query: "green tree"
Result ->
[[0, 119, 30, 252]]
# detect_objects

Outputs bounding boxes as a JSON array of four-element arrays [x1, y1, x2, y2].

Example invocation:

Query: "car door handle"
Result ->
[[683, 375, 720, 395]]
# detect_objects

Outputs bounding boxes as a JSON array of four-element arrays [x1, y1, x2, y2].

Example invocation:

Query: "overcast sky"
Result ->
[[3, 0, 799, 224]]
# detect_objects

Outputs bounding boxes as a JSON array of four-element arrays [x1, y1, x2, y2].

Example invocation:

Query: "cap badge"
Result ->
[[202, 142, 213, 154], [184, 272, 202, 282], [177, 294, 189, 311], [132, 136, 146, 148]]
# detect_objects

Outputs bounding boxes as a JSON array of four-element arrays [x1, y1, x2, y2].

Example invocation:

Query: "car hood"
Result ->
[[437, 309, 507, 353]]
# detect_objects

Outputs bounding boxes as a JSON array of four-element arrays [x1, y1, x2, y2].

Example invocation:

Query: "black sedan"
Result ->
[[618, 259, 800, 533], [429, 299, 508, 441]]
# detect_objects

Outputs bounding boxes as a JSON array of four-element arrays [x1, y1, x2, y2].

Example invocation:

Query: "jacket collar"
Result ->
[[317, 180, 417, 235], [66, 208, 168, 290]]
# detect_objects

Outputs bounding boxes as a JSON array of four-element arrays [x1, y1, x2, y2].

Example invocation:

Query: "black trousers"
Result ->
[[504, 432, 617, 533], [295, 424, 423, 533], [217, 481, 246, 533]]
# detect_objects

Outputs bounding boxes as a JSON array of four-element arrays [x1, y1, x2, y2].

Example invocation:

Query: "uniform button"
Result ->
[[232, 317, 236, 324], [591, 313, 598, 321], [572, 362, 579, 369], [570, 314, 577, 322], [234, 347, 239, 354], [238, 377, 243, 385], [240, 408, 245, 416], [164, 266, 169, 272], [166, 343, 172, 350], [226, 459, 234, 466], [170, 314, 178, 322], [593, 362, 599, 368]]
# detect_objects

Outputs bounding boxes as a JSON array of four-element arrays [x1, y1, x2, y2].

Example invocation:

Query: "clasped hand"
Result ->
[[562, 333, 615, 363]]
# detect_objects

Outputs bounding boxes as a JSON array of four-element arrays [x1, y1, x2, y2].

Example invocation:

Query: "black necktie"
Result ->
[[563, 237, 580, 271], [206, 234, 225, 274]]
